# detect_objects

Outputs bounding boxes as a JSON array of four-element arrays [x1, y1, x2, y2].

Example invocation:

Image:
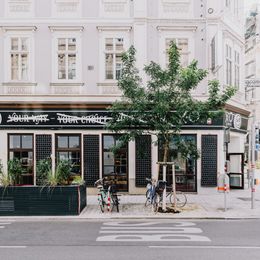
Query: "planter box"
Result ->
[[0, 184, 86, 216]]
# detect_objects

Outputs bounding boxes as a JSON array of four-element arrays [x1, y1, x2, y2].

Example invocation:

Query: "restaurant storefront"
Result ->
[[0, 104, 249, 193]]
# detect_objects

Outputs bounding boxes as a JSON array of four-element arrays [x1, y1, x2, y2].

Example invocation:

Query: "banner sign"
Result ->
[[0, 110, 112, 128], [0, 109, 248, 130]]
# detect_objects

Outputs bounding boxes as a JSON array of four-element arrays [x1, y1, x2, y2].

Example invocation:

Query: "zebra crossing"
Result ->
[[96, 221, 211, 242], [0, 222, 12, 229]]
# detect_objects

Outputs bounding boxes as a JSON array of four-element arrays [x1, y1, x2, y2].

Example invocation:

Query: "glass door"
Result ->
[[103, 135, 128, 192], [227, 153, 244, 189]]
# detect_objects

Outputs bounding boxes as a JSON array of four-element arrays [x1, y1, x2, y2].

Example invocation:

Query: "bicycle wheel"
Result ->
[[111, 194, 119, 212], [170, 191, 187, 208], [145, 189, 152, 206], [98, 194, 105, 213], [152, 193, 160, 212]]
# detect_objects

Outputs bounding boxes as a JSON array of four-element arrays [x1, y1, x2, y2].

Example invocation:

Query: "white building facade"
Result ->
[[0, 0, 249, 194]]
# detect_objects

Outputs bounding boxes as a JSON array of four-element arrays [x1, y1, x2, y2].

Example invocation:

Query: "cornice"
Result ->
[[1, 26, 37, 32], [157, 25, 197, 32], [48, 26, 84, 32], [97, 25, 132, 32]]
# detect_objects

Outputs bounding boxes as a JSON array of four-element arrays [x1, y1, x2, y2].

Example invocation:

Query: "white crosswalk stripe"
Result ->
[[96, 221, 211, 242], [0, 222, 13, 229]]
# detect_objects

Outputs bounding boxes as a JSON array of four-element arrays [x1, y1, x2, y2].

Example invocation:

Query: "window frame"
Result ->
[[102, 134, 129, 192], [51, 29, 83, 83], [225, 44, 232, 86], [55, 134, 82, 178], [234, 50, 240, 89], [165, 37, 189, 67], [158, 29, 195, 69], [98, 29, 130, 83], [158, 134, 197, 192], [3, 28, 36, 83], [8, 133, 34, 185]]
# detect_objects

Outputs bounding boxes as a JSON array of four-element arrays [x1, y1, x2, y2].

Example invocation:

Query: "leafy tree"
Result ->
[[106, 42, 236, 163]]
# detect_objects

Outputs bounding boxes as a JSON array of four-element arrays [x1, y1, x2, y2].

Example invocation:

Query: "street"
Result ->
[[0, 219, 259, 260]]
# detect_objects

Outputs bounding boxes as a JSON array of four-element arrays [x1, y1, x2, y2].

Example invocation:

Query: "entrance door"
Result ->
[[227, 153, 244, 189]]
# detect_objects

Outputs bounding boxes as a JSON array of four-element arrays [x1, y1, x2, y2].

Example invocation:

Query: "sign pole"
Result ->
[[224, 183, 227, 212], [172, 163, 176, 211], [251, 108, 256, 209]]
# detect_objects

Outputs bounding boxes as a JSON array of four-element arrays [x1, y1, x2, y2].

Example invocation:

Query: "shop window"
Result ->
[[102, 135, 128, 191], [158, 134, 197, 192], [55, 134, 81, 177], [8, 134, 34, 185]]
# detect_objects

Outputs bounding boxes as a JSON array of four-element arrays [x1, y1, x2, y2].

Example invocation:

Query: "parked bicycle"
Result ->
[[145, 178, 164, 212], [145, 178, 187, 211], [94, 177, 120, 213]]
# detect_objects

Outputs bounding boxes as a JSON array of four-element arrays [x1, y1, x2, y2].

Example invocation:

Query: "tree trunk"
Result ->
[[163, 139, 169, 163]]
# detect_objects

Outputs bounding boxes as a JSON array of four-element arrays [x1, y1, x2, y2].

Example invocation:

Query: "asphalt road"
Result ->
[[0, 219, 260, 260]]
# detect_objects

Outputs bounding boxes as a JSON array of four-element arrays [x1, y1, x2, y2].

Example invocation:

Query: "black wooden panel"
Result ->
[[201, 135, 218, 186], [135, 135, 152, 187], [0, 185, 86, 216], [84, 135, 100, 187], [36, 135, 52, 185]]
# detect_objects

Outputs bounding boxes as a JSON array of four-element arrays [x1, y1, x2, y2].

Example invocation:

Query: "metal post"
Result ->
[[172, 164, 176, 211], [162, 165, 167, 212], [251, 108, 256, 209], [224, 183, 227, 212]]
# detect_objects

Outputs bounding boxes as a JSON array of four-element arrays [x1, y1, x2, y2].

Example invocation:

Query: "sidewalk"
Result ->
[[81, 183, 260, 219], [1, 175, 260, 220]]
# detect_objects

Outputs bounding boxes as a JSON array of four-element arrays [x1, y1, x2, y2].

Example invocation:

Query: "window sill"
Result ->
[[2, 82, 37, 87], [97, 81, 118, 87], [50, 82, 85, 87]]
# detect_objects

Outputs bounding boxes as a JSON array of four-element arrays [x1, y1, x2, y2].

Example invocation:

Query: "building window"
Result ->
[[234, 51, 240, 88], [57, 38, 77, 80], [49, 26, 83, 83], [55, 134, 81, 177], [158, 135, 197, 192], [166, 38, 189, 67], [105, 38, 124, 80], [10, 37, 29, 81], [3, 27, 36, 83], [102, 135, 128, 191], [8, 134, 34, 185], [225, 44, 232, 85]]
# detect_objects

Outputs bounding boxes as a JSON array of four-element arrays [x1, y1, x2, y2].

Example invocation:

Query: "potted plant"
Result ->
[[7, 158, 23, 185], [0, 159, 86, 216]]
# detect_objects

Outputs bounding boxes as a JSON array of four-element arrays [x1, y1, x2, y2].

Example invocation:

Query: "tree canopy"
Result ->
[[106, 42, 236, 162]]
